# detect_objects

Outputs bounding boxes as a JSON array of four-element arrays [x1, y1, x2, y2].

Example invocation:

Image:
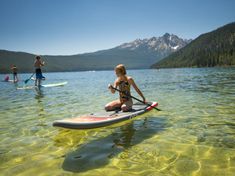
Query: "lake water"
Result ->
[[0, 68, 235, 176]]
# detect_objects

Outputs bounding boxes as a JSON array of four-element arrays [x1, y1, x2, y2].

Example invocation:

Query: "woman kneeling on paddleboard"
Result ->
[[105, 64, 146, 112]]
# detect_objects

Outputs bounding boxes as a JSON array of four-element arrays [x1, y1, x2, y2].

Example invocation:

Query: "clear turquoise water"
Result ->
[[0, 68, 235, 176]]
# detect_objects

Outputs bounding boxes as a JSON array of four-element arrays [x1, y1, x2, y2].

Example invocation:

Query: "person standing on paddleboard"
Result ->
[[34, 56, 45, 87], [105, 64, 146, 112], [11, 65, 18, 83]]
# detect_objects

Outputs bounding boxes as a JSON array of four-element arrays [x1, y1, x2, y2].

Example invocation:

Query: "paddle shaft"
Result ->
[[111, 86, 161, 111], [24, 73, 35, 84]]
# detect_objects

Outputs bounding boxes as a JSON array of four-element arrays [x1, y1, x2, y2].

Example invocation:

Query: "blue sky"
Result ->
[[0, 0, 234, 55]]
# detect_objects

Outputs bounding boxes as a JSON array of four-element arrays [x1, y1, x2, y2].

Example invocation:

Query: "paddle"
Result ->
[[24, 73, 35, 84], [110, 85, 162, 111]]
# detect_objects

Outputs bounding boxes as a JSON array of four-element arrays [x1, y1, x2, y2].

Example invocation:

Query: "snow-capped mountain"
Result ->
[[117, 33, 191, 52], [1, 33, 191, 72]]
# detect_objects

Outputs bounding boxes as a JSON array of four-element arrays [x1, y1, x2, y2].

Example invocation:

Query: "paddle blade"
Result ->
[[24, 79, 30, 84], [146, 102, 162, 111]]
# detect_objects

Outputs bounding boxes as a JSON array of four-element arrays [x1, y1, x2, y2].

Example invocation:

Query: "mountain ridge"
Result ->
[[0, 33, 190, 73], [151, 22, 235, 68]]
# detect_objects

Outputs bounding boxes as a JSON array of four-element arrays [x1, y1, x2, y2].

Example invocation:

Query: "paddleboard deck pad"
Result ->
[[17, 81, 67, 90], [53, 102, 158, 129]]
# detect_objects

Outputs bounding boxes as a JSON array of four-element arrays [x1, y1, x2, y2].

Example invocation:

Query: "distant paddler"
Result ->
[[4, 75, 9, 82], [34, 56, 45, 87], [11, 65, 18, 83]]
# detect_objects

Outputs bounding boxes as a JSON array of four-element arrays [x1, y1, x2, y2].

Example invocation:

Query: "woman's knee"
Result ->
[[105, 104, 110, 111], [105, 100, 121, 111], [105, 103, 113, 111]]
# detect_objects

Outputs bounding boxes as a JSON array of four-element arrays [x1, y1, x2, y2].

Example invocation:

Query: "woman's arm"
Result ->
[[129, 77, 146, 102], [108, 78, 119, 94]]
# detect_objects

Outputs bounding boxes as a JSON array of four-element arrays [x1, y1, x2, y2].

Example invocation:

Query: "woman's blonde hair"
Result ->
[[115, 64, 126, 75]]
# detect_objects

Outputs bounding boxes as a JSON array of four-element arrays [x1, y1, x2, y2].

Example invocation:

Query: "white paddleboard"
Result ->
[[41, 81, 67, 87], [17, 81, 68, 90], [2, 79, 18, 83]]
